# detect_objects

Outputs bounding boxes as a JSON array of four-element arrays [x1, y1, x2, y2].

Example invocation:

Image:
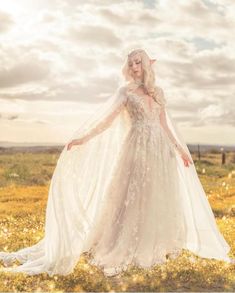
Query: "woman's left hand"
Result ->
[[180, 151, 194, 167]]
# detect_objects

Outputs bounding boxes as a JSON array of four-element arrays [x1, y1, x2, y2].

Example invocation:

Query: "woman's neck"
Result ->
[[133, 78, 144, 86]]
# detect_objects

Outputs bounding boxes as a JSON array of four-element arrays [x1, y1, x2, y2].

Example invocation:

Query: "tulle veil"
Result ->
[[0, 62, 233, 276]]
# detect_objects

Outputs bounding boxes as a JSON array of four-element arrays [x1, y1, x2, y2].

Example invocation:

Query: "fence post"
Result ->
[[221, 147, 226, 165], [198, 144, 201, 161]]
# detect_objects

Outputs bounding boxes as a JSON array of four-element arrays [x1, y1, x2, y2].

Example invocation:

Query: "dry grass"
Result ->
[[0, 150, 234, 292]]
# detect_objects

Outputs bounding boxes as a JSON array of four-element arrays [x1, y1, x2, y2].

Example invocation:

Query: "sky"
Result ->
[[0, 0, 234, 145]]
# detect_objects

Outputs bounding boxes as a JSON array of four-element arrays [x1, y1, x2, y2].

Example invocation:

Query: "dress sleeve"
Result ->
[[76, 87, 127, 143], [155, 86, 167, 108], [157, 87, 185, 156]]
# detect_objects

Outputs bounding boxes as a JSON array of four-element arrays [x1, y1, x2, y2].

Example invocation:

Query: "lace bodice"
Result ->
[[125, 92, 161, 127]]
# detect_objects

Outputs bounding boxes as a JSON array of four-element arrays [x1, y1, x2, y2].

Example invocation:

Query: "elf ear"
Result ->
[[150, 59, 156, 65]]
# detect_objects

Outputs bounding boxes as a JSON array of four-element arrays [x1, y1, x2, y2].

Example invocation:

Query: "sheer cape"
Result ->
[[0, 84, 232, 276]]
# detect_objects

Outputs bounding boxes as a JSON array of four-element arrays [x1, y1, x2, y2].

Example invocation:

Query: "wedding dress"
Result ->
[[0, 84, 233, 277]]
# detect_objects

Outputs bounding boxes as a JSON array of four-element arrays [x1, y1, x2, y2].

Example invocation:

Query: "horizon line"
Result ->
[[0, 141, 234, 147]]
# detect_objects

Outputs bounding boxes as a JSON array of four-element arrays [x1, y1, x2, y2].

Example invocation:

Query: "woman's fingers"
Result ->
[[181, 152, 194, 167], [67, 139, 84, 151], [182, 155, 190, 167], [67, 142, 73, 151]]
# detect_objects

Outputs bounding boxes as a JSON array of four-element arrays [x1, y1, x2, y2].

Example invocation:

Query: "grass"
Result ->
[[0, 149, 234, 292]]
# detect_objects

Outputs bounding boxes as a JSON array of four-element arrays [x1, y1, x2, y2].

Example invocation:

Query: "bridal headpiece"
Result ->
[[127, 49, 156, 65]]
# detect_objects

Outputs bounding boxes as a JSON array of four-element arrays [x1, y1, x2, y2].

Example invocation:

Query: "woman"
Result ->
[[0, 49, 233, 277]]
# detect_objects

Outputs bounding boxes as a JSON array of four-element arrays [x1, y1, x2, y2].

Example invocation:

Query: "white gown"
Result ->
[[0, 84, 233, 277]]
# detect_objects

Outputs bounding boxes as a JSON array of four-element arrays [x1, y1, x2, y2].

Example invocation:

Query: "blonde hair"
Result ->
[[122, 49, 165, 106]]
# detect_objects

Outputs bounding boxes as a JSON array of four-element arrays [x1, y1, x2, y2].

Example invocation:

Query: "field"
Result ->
[[0, 148, 234, 292]]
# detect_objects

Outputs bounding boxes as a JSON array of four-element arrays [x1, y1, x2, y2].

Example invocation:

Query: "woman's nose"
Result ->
[[132, 64, 137, 70]]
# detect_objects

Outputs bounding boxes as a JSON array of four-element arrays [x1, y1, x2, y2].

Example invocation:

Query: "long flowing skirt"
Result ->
[[82, 123, 188, 276]]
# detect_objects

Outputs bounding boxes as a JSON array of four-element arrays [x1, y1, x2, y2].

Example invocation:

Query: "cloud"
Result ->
[[7, 114, 18, 120], [98, 6, 160, 26], [0, 60, 50, 88], [0, 113, 18, 120], [0, 0, 234, 144], [99, 8, 133, 25], [196, 102, 235, 127], [68, 25, 122, 47], [0, 10, 13, 33]]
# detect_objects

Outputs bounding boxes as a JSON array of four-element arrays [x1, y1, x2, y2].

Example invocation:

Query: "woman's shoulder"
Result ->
[[116, 84, 129, 98], [154, 85, 166, 106], [117, 83, 128, 92], [155, 85, 164, 96]]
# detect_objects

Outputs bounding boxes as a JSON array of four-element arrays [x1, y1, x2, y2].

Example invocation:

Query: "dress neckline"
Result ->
[[130, 91, 155, 113]]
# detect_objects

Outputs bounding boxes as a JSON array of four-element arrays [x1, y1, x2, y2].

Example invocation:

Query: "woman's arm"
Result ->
[[77, 101, 125, 143], [67, 99, 126, 150], [159, 106, 185, 156], [156, 86, 193, 167], [159, 107, 193, 167]]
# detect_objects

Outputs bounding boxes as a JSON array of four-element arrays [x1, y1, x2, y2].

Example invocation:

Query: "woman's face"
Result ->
[[128, 53, 143, 79]]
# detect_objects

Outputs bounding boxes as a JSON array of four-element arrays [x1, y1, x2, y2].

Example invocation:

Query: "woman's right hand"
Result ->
[[180, 150, 193, 167], [67, 138, 86, 151]]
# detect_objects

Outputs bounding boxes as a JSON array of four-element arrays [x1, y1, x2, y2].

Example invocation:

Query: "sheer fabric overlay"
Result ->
[[0, 84, 232, 277]]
